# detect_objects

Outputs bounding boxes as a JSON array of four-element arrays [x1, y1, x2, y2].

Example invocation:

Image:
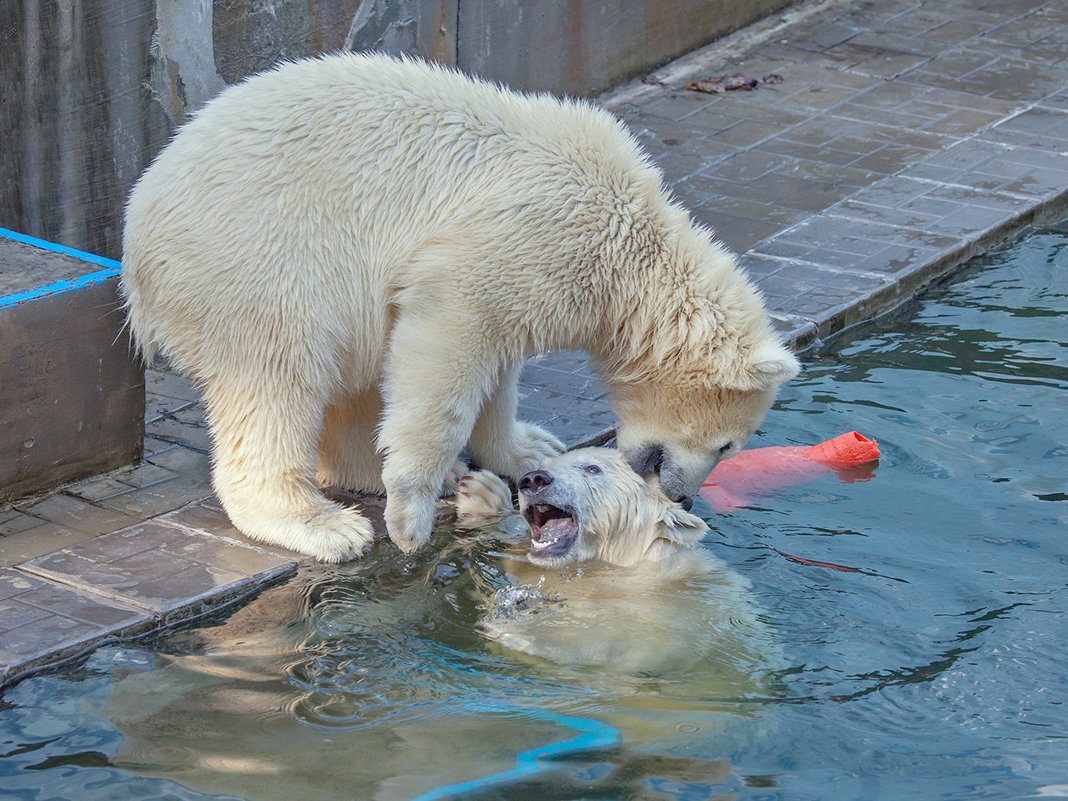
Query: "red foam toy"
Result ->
[[700, 431, 880, 513]]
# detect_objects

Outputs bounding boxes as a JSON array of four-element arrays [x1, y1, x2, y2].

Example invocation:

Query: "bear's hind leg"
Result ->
[[318, 388, 386, 495], [205, 379, 375, 563]]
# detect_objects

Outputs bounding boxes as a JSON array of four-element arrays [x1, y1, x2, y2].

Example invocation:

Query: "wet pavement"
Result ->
[[2, 0, 1066, 686]]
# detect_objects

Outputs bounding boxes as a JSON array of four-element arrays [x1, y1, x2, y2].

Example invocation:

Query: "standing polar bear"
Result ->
[[122, 53, 798, 563]]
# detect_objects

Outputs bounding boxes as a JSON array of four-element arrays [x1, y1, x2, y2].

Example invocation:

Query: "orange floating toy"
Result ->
[[700, 432, 880, 513]]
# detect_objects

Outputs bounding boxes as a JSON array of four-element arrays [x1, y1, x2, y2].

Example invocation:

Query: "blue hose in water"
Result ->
[[406, 707, 620, 801]]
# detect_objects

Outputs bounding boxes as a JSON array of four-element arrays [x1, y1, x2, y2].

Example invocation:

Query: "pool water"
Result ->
[[1, 224, 1065, 800]]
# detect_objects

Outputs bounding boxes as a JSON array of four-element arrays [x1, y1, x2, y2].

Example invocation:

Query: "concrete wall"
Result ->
[[458, 0, 795, 97], [0, 0, 794, 261]]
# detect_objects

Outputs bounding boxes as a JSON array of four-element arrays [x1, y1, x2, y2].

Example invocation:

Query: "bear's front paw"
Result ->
[[455, 470, 513, 527], [385, 495, 436, 554], [503, 422, 565, 477], [251, 506, 375, 563]]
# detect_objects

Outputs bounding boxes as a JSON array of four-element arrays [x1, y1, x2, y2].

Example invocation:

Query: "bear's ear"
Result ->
[[726, 339, 800, 391], [658, 506, 708, 547]]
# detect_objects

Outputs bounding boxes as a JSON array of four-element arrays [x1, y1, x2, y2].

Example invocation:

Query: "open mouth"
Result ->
[[522, 502, 579, 563]]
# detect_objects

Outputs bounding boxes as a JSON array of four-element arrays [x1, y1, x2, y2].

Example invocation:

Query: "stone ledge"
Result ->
[[0, 505, 300, 687]]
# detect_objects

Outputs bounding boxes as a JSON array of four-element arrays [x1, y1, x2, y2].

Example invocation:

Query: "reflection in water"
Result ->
[[0, 225, 1065, 800]]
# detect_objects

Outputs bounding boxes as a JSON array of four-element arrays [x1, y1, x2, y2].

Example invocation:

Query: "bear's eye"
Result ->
[[584, 464, 602, 475], [719, 442, 733, 456]]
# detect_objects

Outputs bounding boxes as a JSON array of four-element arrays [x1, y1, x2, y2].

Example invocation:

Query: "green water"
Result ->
[[1, 224, 1065, 800]]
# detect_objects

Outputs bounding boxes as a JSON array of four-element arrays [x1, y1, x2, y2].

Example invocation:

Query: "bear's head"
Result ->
[[610, 348, 796, 509], [517, 447, 707, 568], [597, 219, 800, 509]]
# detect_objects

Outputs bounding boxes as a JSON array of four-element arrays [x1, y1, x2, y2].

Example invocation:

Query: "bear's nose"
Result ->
[[518, 470, 553, 492]]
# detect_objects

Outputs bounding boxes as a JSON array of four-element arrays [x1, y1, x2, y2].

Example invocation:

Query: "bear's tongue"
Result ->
[[528, 505, 578, 559], [535, 516, 574, 543]]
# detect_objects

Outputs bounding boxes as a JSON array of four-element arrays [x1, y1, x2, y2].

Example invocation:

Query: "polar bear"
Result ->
[[121, 53, 798, 563], [459, 447, 780, 677], [515, 447, 707, 567], [447, 447, 708, 567]]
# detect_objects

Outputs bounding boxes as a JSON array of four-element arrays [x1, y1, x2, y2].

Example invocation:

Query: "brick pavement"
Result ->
[[2, 0, 1066, 686]]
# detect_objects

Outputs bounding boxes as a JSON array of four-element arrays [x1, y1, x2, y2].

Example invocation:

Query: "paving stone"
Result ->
[[709, 149, 793, 182], [146, 401, 212, 452], [776, 160, 881, 189], [824, 42, 931, 78], [769, 313, 818, 349], [535, 403, 617, 445], [633, 91, 721, 122], [756, 238, 868, 269], [921, 184, 1034, 212], [12, 493, 142, 537], [0, 522, 102, 568], [156, 501, 315, 557], [0, 507, 47, 536], [690, 210, 784, 253], [21, 523, 297, 625], [66, 474, 143, 503], [0, 567, 151, 686], [921, 204, 1023, 238], [143, 444, 212, 480], [712, 102, 810, 128], [519, 363, 605, 399], [847, 175, 935, 208], [904, 163, 1008, 191], [849, 143, 935, 174], [921, 108, 1005, 135], [672, 107, 744, 135], [1038, 91, 1068, 112], [778, 82, 864, 113], [756, 137, 862, 167], [780, 20, 861, 52], [985, 14, 1064, 46], [706, 118, 792, 149], [145, 396, 197, 427], [740, 253, 787, 283], [987, 103, 1068, 132], [107, 462, 184, 490], [704, 195, 808, 227], [93, 473, 213, 519], [922, 20, 990, 44], [64, 520, 188, 563], [833, 103, 934, 130], [962, 59, 1067, 102], [775, 63, 883, 91], [831, 199, 943, 230], [916, 139, 1008, 171], [144, 369, 202, 403], [998, 170, 1068, 200]]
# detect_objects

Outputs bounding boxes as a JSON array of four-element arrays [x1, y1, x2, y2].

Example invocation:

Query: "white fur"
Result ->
[[514, 447, 707, 568], [480, 448, 778, 675], [122, 53, 797, 562]]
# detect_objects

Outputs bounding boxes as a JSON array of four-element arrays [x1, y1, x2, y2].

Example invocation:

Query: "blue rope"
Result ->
[[0, 227, 121, 310], [406, 707, 620, 801]]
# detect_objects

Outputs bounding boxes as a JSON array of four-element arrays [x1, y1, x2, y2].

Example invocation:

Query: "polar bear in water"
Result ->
[[453, 447, 781, 677]]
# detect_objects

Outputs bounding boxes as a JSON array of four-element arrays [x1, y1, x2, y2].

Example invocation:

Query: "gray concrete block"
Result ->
[[0, 231, 144, 502]]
